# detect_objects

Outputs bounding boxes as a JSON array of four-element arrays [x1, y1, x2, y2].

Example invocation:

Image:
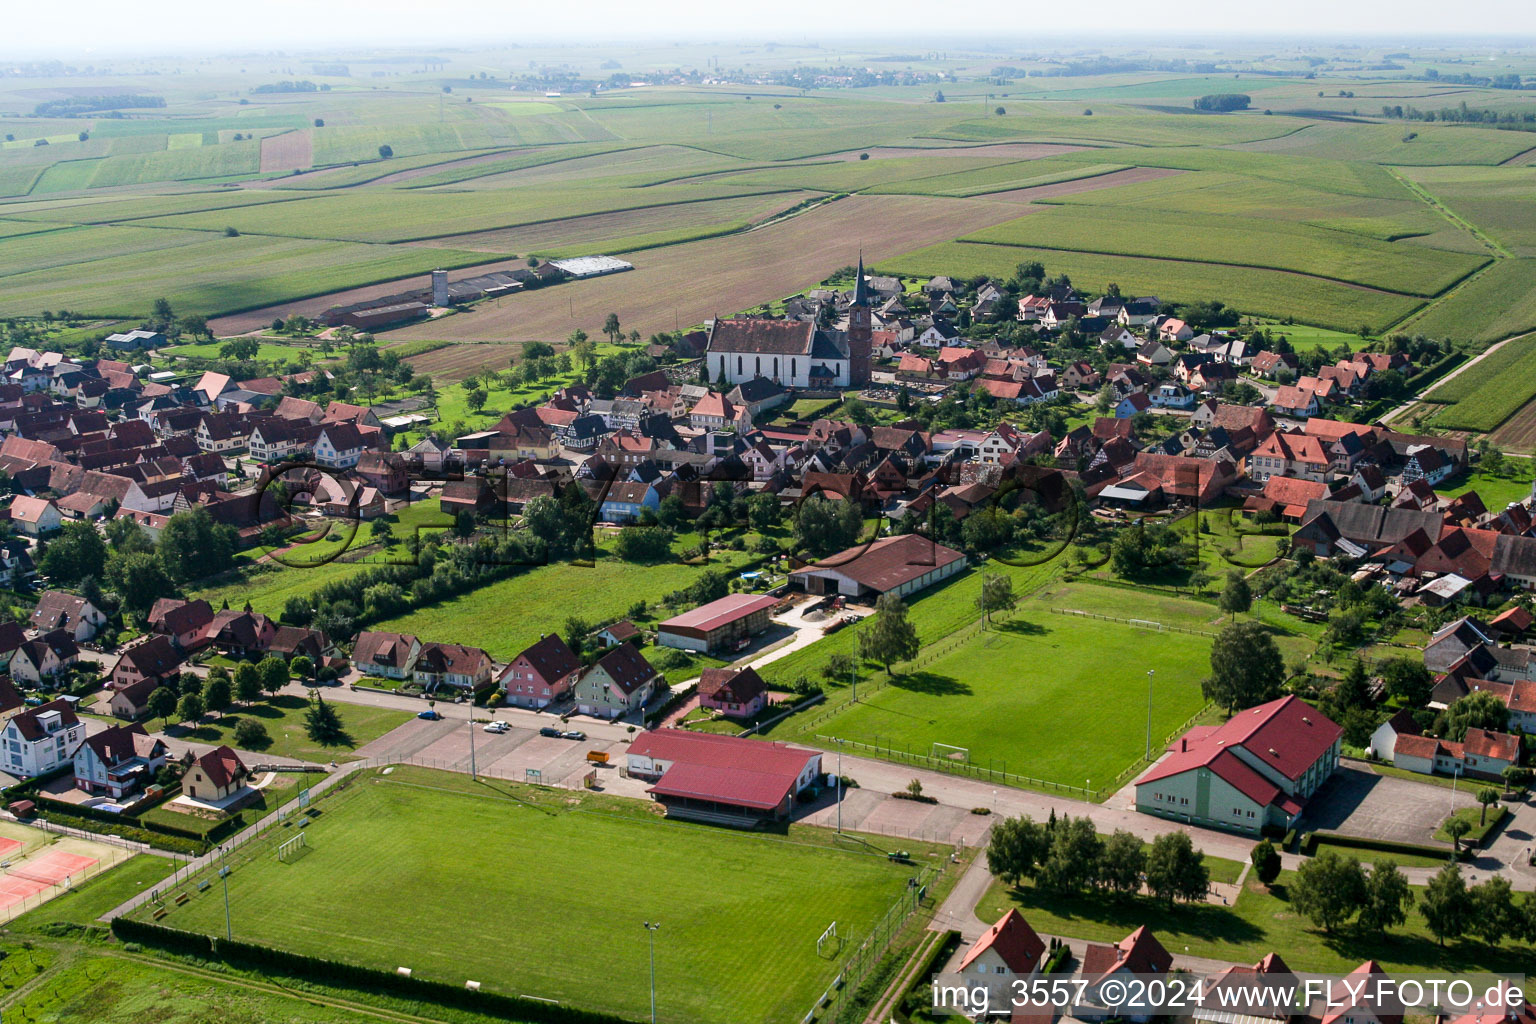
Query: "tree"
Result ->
[[233, 718, 270, 749], [289, 655, 313, 681], [1358, 860, 1412, 935], [1291, 851, 1366, 934], [1218, 571, 1252, 621], [1250, 838, 1281, 887], [106, 550, 172, 618], [378, 144, 393, 158], [1445, 817, 1472, 858], [147, 686, 178, 727], [1380, 657, 1433, 707], [1145, 832, 1209, 907], [38, 521, 108, 585], [1477, 787, 1500, 826], [1467, 874, 1518, 945], [905, 778, 923, 799], [822, 653, 854, 686], [602, 312, 622, 345], [975, 573, 1017, 624], [176, 691, 205, 724], [1038, 816, 1102, 896], [986, 815, 1049, 886], [258, 656, 290, 697], [1099, 830, 1147, 897], [234, 662, 262, 704], [1203, 620, 1284, 713], [858, 593, 921, 675], [220, 337, 260, 361], [304, 691, 346, 744], [466, 387, 488, 414], [202, 675, 232, 716], [1420, 864, 1471, 945], [157, 507, 238, 583], [1441, 691, 1509, 741]]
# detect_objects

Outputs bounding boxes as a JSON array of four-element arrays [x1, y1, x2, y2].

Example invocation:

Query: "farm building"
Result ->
[[1135, 695, 1342, 835], [337, 302, 430, 331], [656, 594, 778, 653], [548, 255, 633, 278], [790, 534, 966, 600], [626, 729, 822, 826]]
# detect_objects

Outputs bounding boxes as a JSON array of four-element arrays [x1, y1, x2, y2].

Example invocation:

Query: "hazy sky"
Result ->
[[9, 0, 1535, 57]]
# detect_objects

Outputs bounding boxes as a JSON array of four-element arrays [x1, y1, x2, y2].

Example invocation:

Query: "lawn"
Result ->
[[797, 585, 1213, 794], [976, 870, 1535, 975], [1439, 465, 1535, 511], [162, 694, 411, 764], [7, 853, 177, 932], [142, 766, 947, 1024]]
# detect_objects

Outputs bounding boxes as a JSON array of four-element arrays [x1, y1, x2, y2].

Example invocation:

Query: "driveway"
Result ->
[[1295, 764, 1474, 843]]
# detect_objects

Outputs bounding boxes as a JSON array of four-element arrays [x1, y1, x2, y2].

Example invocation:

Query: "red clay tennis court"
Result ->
[[0, 849, 98, 910], [0, 838, 22, 858]]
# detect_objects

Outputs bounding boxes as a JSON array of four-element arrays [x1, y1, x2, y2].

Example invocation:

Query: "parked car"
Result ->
[[539, 726, 563, 738], [417, 710, 442, 721], [483, 721, 510, 734], [562, 730, 586, 741]]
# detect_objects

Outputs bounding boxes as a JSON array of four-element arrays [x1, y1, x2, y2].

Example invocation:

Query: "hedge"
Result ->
[[110, 919, 643, 1024], [36, 809, 204, 857], [1301, 830, 1466, 862], [25, 792, 240, 849]]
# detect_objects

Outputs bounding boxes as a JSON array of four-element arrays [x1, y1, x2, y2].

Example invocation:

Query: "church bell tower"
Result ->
[[847, 253, 872, 386]]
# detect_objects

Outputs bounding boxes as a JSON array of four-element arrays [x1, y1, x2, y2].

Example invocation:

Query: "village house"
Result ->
[[352, 631, 421, 680], [955, 909, 1047, 1008], [10, 629, 79, 684], [573, 643, 661, 720], [697, 666, 770, 719], [413, 642, 494, 693], [314, 422, 369, 469], [109, 678, 160, 720], [28, 591, 107, 642], [8, 495, 61, 536], [147, 598, 215, 650], [183, 745, 251, 802], [109, 634, 185, 693], [500, 632, 581, 709], [72, 723, 168, 800]]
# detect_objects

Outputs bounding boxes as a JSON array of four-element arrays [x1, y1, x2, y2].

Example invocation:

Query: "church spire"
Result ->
[[851, 251, 869, 307]]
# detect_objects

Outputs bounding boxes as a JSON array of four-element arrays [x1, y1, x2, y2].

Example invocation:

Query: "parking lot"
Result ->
[[1296, 765, 1475, 843]]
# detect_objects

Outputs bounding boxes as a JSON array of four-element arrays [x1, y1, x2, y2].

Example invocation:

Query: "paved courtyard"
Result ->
[[1296, 765, 1474, 843]]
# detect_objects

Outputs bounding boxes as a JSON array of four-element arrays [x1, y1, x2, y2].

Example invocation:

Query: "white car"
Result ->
[[483, 721, 511, 734]]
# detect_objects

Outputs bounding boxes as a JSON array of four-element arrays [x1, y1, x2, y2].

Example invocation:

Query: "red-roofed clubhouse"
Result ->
[[1135, 695, 1342, 834], [626, 729, 823, 826]]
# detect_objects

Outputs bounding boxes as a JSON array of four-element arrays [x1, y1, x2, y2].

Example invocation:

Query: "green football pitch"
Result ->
[[147, 767, 944, 1024]]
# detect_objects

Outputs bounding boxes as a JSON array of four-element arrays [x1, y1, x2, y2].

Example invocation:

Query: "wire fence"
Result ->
[[817, 735, 1099, 800], [1050, 607, 1219, 638], [810, 863, 938, 1024]]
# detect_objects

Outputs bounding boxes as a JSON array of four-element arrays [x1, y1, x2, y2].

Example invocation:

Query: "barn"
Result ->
[[790, 534, 966, 600], [656, 593, 778, 653]]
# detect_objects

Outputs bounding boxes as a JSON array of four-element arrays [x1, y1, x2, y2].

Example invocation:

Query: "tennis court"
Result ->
[[0, 823, 131, 922]]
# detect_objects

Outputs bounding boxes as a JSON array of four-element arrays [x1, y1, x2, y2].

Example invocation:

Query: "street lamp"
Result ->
[[218, 845, 232, 941], [469, 701, 477, 781], [1145, 669, 1155, 762], [835, 739, 844, 834], [642, 921, 660, 1024]]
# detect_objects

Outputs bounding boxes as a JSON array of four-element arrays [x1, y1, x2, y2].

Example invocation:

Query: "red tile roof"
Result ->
[[1140, 696, 1341, 798], [789, 533, 965, 593], [958, 909, 1046, 975], [631, 729, 819, 811], [659, 594, 778, 634]]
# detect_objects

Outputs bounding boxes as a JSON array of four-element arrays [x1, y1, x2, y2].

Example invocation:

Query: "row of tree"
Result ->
[[987, 812, 1211, 906]]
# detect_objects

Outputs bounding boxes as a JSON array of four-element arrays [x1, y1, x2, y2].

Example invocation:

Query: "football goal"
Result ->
[[816, 921, 840, 959], [276, 833, 309, 863], [931, 743, 969, 763]]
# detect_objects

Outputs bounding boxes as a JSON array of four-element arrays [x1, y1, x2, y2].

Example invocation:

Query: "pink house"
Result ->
[[697, 666, 769, 719], [500, 633, 581, 709]]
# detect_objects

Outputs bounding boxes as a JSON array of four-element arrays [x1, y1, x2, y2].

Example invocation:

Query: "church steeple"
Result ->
[[851, 251, 870, 308]]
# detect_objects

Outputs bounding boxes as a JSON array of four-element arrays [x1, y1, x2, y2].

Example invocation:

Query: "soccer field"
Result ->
[[145, 767, 942, 1024], [812, 609, 1213, 795]]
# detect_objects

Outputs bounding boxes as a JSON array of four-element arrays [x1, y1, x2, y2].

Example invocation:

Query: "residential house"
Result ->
[[0, 699, 85, 778], [147, 598, 215, 650], [72, 723, 168, 799], [500, 633, 581, 709], [1158, 318, 1194, 343], [413, 642, 495, 693], [183, 745, 251, 802], [697, 666, 770, 719], [315, 422, 368, 469], [1136, 341, 1174, 367], [1114, 391, 1152, 419], [599, 481, 663, 524], [1402, 445, 1454, 487], [352, 631, 421, 681], [1390, 727, 1520, 781], [573, 643, 661, 719], [355, 452, 410, 496], [109, 678, 159, 720], [1271, 386, 1320, 419], [1247, 431, 1331, 483], [8, 495, 61, 536], [10, 629, 79, 684], [1077, 927, 1174, 1023], [956, 909, 1047, 1008], [109, 635, 185, 692], [1250, 351, 1298, 379], [29, 591, 107, 642]]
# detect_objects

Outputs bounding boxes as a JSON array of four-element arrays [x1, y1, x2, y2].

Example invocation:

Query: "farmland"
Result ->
[[1424, 331, 1536, 431], [142, 766, 949, 1024]]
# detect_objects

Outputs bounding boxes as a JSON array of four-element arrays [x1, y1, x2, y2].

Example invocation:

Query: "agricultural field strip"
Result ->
[[961, 205, 1486, 295], [1404, 259, 1536, 348], [1386, 167, 1511, 258], [130, 183, 807, 243]]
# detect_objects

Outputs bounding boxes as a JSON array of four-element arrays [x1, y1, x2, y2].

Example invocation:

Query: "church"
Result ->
[[705, 256, 873, 390]]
